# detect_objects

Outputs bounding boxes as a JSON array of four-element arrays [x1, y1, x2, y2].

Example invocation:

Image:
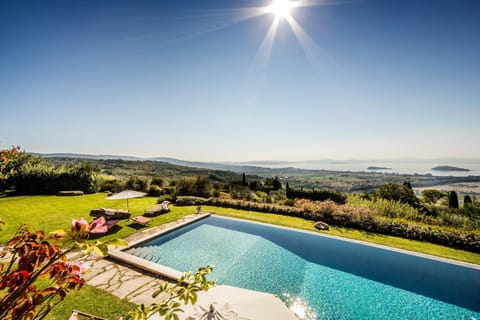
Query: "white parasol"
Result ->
[[178, 285, 298, 320], [186, 302, 240, 320], [107, 190, 147, 212]]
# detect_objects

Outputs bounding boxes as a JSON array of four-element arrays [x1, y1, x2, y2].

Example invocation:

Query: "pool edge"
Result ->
[[210, 214, 480, 271], [108, 212, 211, 280]]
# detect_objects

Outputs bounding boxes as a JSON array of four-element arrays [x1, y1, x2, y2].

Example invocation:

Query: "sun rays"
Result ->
[[122, 1, 336, 69], [247, 0, 329, 69]]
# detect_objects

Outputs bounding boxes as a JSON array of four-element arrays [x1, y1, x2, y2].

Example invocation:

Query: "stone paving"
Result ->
[[70, 213, 209, 305]]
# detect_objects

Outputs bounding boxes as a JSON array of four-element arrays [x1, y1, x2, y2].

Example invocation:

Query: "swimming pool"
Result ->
[[125, 215, 480, 320]]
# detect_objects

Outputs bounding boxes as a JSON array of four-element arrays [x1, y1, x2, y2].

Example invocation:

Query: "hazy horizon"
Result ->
[[2, 0, 479, 161], [35, 150, 480, 164]]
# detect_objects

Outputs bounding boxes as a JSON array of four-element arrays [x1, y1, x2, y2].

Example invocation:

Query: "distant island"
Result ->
[[431, 166, 470, 172], [367, 166, 392, 170]]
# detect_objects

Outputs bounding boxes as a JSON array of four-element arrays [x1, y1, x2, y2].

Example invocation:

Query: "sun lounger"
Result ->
[[90, 208, 131, 220], [144, 201, 170, 217], [89, 216, 120, 234], [131, 215, 151, 225], [69, 310, 106, 320]]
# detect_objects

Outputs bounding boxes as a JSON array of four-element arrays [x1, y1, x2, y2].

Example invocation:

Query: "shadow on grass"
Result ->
[[126, 222, 150, 230], [88, 225, 123, 240]]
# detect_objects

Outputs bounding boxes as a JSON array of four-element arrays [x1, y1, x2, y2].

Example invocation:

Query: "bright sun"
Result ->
[[269, 0, 293, 19]]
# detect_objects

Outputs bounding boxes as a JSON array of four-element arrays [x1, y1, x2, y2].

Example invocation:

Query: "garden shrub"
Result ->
[[148, 184, 162, 197], [286, 187, 346, 204], [125, 176, 150, 192], [98, 177, 125, 193], [175, 176, 213, 198]]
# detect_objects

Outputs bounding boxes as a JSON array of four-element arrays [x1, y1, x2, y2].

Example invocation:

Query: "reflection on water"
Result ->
[[283, 293, 317, 320]]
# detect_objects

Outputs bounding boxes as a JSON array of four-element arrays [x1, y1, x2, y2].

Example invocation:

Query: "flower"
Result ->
[[71, 218, 90, 238]]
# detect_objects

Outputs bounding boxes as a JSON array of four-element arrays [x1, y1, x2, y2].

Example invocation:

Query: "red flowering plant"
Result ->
[[0, 218, 127, 320]]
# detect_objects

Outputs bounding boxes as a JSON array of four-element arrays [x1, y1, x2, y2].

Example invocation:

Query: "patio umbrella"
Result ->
[[177, 285, 298, 320], [186, 302, 240, 320], [107, 190, 147, 212]]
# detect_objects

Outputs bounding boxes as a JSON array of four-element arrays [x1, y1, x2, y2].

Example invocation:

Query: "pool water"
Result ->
[[127, 216, 480, 320]]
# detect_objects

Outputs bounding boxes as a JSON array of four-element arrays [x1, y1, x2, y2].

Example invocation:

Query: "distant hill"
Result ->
[[37, 153, 316, 175]]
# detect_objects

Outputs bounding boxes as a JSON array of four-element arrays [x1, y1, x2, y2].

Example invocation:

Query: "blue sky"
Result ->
[[1, 0, 479, 161]]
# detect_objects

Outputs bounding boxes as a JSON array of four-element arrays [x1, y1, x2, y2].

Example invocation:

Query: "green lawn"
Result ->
[[1, 194, 479, 264], [1, 194, 480, 319], [0, 193, 196, 243], [44, 284, 136, 320]]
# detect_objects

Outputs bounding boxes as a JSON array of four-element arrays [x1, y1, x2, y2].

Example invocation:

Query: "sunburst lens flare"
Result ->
[[269, 0, 293, 19]]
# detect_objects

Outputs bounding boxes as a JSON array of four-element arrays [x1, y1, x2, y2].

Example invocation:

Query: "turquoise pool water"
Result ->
[[127, 216, 480, 320]]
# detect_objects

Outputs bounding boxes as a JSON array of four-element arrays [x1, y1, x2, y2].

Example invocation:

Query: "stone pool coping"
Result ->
[[108, 212, 211, 280]]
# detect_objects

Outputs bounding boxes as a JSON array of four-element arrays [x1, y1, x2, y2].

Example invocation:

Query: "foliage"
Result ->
[[0, 146, 21, 164], [286, 186, 346, 204], [98, 177, 126, 193], [2, 150, 100, 195], [376, 183, 418, 207], [125, 266, 214, 320], [0, 221, 125, 320], [148, 184, 163, 197], [0, 146, 23, 191], [49, 158, 247, 185], [45, 285, 135, 320], [448, 191, 459, 209], [151, 177, 167, 188], [347, 194, 421, 220], [175, 176, 214, 198], [229, 184, 255, 200], [421, 189, 446, 204], [464, 195, 473, 207], [126, 177, 150, 192]]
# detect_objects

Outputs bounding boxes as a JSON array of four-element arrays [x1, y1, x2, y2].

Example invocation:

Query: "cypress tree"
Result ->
[[403, 181, 413, 190], [464, 195, 472, 207], [242, 173, 247, 186], [448, 191, 459, 209]]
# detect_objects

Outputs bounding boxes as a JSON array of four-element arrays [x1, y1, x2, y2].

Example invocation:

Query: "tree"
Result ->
[[377, 183, 418, 207], [242, 173, 247, 186], [421, 189, 446, 204], [464, 195, 473, 207], [448, 191, 459, 209], [403, 181, 412, 190], [0, 220, 126, 320], [1, 219, 214, 320], [175, 176, 213, 198], [0, 146, 22, 191]]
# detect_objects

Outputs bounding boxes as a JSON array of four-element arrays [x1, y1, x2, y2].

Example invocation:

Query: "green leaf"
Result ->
[[49, 229, 66, 236], [93, 245, 107, 257], [106, 238, 128, 247]]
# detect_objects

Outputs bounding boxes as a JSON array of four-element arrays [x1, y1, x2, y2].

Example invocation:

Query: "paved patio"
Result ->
[[70, 213, 209, 305], [69, 212, 299, 319]]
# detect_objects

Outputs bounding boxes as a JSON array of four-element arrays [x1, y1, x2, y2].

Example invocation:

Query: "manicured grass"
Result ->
[[1, 195, 479, 264], [1, 194, 480, 319], [201, 205, 480, 265], [0, 194, 197, 243], [44, 284, 136, 320]]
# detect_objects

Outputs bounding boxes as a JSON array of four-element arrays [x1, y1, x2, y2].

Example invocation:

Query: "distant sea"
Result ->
[[246, 160, 480, 177]]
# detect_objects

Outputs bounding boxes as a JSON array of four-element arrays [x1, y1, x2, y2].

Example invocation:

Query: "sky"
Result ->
[[1, 0, 479, 162]]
